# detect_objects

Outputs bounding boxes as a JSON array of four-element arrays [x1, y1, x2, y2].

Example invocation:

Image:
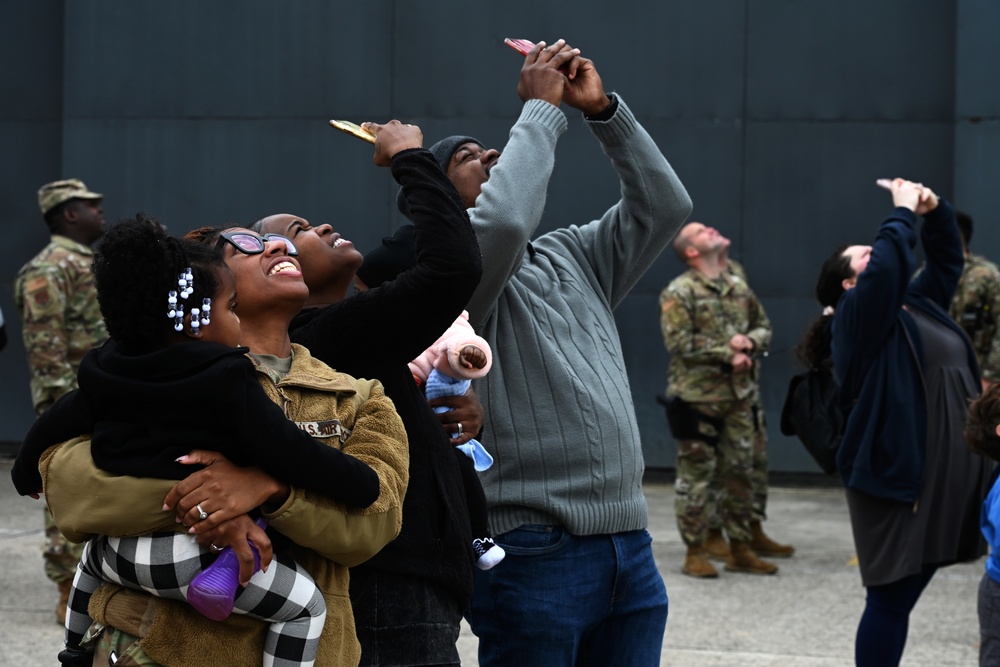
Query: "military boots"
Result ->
[[682, 545, 719, 578], [725, 541, 778, 575], [749, 520, 795, 558], [703, 528, 731, 560]]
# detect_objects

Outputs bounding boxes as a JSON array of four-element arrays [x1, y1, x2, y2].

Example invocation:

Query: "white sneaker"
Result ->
[[473, 537, 506, 570]]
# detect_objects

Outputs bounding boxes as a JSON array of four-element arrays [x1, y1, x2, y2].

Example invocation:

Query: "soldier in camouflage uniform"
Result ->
[[701, 258, 795, 562], [949, 211, 1000, 388], [13, 179, 108, 624], [659, 222, 781, 578]]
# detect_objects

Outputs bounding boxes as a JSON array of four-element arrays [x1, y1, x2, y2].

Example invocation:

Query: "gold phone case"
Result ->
[[329, 119, 376, 144]]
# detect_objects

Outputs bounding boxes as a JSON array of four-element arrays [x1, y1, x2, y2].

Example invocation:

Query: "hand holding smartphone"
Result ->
[[329, 119, 376, 144]]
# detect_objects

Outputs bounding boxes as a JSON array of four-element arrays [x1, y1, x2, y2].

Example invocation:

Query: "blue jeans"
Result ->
[[468, 526, 668, 667]]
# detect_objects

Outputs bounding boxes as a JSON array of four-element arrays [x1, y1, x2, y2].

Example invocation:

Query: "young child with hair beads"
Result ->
[[12, 214, 390, 667], [357, 226, 504, 569], [964, 384, 1000, 667]]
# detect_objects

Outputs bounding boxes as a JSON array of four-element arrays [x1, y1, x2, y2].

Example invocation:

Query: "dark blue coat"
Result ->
[[832, 200, 978, 503]]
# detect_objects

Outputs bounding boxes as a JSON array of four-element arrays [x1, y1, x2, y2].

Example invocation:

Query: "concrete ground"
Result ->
[[0, 458, 982, 666]]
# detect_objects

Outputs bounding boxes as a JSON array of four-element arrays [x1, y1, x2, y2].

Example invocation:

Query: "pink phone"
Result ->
[[875, 179, 893, 191], [504, 38, 536, 56]]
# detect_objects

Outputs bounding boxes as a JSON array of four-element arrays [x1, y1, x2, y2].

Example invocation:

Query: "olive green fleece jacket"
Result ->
[[40, 344, 409, 667]]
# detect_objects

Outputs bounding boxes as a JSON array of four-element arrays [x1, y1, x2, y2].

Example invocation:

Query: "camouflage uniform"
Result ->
[[707, 262, 770, 524], [14, 234, 107, 585], [659, 260, 772, 545], [949, 253, 1000, 384]]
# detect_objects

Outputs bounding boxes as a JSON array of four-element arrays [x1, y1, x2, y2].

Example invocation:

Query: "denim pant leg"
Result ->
[[468, 526, 667, 667], [582, 530, 668, 667], [980, 573, 1000, 667]]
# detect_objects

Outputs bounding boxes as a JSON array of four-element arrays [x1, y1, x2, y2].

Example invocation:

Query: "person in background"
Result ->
[[660, 222, 787, 578], [426, 39, 692, 665], [813, 178, 991, 667], [13, 178, 108, 625], [949, 210, 1000, 390]]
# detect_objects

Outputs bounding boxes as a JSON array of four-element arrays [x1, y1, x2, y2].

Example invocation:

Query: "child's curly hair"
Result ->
[[93, 213, 225, 353], [965, 382, 1000, 462]]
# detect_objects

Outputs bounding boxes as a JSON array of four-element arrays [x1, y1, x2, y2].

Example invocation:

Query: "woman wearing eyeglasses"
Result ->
[[32, 217, 410, 666]]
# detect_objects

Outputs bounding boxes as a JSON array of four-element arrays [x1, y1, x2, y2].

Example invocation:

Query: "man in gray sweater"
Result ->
[[427, 40, 693, 665]]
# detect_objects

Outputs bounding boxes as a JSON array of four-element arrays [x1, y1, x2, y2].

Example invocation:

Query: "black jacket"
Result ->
[[12, 338, 378, 506], [290, 148, 482, 606]]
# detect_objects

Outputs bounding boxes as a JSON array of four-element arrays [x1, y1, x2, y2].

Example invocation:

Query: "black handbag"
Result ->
[[779, 367, 843, 475]]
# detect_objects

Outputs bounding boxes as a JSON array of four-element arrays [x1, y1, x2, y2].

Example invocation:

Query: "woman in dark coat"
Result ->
[[808, 178, 992, 666]]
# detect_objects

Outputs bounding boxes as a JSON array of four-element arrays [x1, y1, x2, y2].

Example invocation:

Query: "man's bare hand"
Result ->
[[561, 50, 610, 116], [731, 352, 753, 373], [517, 39, 580, 107], [429, 388, 485, 446]]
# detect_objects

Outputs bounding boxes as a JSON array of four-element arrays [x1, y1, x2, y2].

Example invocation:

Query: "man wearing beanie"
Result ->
[[13, 179, 108, 626], [418, 40, 693, 665]]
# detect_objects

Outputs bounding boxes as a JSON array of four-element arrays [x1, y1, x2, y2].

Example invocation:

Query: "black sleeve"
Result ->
[[11, 390, 95, 496], [295, 148, 482, 367], [235, 362, 380, 508]]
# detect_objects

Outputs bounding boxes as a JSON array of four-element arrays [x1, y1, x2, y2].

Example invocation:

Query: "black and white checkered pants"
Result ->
[[65, 531, 326, 667]]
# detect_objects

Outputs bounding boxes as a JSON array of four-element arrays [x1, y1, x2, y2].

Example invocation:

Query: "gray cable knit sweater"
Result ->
[[465, 95, 693, 537]]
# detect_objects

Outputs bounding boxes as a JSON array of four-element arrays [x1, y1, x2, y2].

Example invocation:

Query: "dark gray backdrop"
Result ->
[[3, 1, 999, 472]]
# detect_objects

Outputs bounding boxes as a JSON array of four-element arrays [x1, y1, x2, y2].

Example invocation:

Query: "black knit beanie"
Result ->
[[397, 135, 483, 220], [355, 225, 417, 288]]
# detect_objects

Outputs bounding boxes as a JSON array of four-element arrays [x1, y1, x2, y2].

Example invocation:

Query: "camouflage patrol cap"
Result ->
[[37, 179, 103, 215]]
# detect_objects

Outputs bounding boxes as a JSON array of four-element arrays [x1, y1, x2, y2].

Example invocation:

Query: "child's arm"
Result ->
[[11, 389, 95, 496], [238, 366, 380, 508]]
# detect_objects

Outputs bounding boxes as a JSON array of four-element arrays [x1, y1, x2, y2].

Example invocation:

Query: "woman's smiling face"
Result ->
[[216, 227, 309, 322]]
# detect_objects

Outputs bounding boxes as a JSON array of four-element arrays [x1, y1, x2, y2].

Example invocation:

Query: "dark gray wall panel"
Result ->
[[955, 121, 1000, 258], [0, 0, 63, 121], [1, 0, 66, 444], [742, 121, 955, 299], [956, 0, 1000, 118], [63, 2, 394, 118], [747, 0, 955, 121], [392, 1, 746, 121], [60, 118, 399, 250]]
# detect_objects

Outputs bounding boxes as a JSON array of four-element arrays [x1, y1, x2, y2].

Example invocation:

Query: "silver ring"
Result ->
[[196, 503, 209, 521], [456, 422, 463, 436], [210, 543, 224, 553]]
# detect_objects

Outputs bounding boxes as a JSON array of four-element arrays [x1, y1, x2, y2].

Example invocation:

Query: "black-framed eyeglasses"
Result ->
[[216, 231, 298, 256]]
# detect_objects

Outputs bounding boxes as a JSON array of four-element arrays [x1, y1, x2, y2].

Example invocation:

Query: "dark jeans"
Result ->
[[350, 569, 463, 667], [468, 526, 668, 667], [981, 573, 1000, 667]]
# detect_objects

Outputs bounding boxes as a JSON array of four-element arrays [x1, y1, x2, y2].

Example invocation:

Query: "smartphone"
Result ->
[[875, 178, 893, 191], [329, 119, 376, 144], [504, 38, 536, 56]]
